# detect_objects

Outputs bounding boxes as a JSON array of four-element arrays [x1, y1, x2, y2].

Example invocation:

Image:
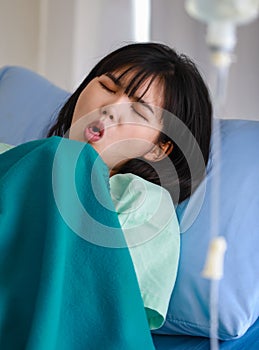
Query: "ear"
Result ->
[[143, 141, 173, 162]]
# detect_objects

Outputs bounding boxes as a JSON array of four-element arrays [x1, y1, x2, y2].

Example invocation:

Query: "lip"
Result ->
[[84, 120, 105, 142]]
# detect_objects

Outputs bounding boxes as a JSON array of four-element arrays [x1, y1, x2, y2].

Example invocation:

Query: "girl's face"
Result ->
[[69, 71, 165, 171]]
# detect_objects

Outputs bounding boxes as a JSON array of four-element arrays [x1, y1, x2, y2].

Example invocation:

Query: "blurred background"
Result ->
[[1, 0, 258, 119]]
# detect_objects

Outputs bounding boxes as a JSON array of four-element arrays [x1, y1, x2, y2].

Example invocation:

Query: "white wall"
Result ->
[[69, 0, 135, 90], [0, 0, 40, 72], [0, 0, 135, 91], [34, 0, 135, 91], [1, 0, 259, 119], [37, 0, 76, 90]]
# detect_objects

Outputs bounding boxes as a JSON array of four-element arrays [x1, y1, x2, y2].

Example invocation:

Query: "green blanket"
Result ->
[[0, 137, 155, 350]]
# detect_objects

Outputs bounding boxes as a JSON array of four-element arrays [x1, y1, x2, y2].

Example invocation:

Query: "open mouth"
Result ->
[[84, 120, 105, 142]]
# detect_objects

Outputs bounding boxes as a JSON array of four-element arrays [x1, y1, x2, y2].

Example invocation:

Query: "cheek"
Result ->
[[73, 97, 90, 123], [113, 126, 160, 154], [126, 125, 160, 143], [73, 90, 99, 123]]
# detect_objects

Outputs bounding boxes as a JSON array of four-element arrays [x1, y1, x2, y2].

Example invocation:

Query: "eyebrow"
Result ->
[[105, 72, 155, 115]]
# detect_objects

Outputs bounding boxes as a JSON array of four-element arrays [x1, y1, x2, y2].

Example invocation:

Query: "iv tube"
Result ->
[[184, 1, 259, 350]]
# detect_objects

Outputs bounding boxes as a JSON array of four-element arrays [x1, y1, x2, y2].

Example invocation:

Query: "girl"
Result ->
[[48, 42, 212, 204], [46, 42, 212, 331]]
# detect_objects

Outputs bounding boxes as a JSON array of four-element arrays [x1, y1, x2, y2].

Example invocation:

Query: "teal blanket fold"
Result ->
[[0, 137, 155, 350]]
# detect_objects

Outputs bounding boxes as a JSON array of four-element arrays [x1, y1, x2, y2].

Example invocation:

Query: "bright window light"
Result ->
[[132, 0, 151, 42]]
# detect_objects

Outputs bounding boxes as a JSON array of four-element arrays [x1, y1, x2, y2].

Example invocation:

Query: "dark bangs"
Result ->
[[88, 44, 177, 105], [95, 67, 166, 107]]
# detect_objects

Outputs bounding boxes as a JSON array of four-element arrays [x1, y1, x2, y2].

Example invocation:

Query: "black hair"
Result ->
[[48, 42, 212, 203]]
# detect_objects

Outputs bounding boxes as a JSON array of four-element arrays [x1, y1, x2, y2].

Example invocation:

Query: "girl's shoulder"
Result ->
[[0, 143, 14, 154]]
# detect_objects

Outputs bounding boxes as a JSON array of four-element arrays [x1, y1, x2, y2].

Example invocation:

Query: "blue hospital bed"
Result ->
[[0, 65, 258, 350]]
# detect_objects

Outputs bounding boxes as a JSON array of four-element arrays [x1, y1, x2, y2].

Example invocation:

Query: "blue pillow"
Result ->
[[0, 66, 70, 145], [157, 119, 259, 340], [0, 65, 258, 340]]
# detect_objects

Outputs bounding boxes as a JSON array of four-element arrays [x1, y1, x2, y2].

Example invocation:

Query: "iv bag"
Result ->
[[185, 0, 259, 25]]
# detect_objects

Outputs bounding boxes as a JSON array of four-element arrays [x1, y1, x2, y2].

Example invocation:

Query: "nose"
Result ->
[[101, 106, 115, 121], [101, 101, 128, 124]]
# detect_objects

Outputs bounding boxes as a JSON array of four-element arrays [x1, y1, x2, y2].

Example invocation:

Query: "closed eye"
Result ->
[[131, 104, 148, 121], [99, 81, 116, 94]]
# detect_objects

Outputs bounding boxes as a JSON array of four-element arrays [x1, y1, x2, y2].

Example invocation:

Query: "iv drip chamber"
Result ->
[[185, 0, 259, 66]]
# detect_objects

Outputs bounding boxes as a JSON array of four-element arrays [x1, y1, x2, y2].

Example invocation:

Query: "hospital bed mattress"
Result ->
[[153, 317, 259, 350]]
